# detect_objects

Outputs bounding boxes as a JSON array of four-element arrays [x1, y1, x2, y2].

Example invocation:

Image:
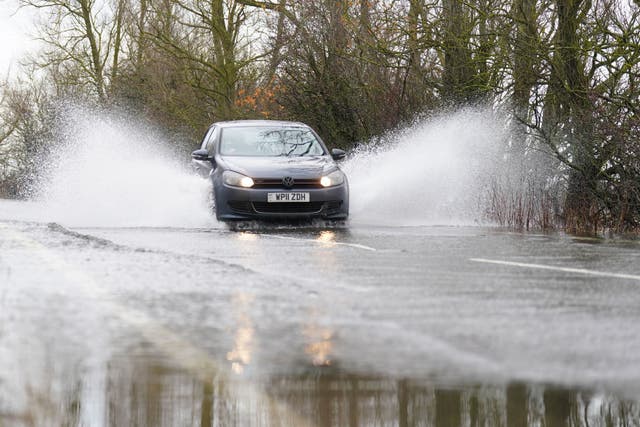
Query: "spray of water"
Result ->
[[33, 107, 215, 228], [343, 108, 506, 226], [27, 106, 505, 229]]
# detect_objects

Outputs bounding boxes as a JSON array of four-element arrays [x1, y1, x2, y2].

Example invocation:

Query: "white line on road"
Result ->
[[260, 233, 377, 251], [470, 258, 640, 281]]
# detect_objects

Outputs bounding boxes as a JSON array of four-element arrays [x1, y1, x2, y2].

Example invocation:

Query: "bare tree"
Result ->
[[0, 82, 22, 145], [146, 0, 257, 120], [21, 0, 128, 101]]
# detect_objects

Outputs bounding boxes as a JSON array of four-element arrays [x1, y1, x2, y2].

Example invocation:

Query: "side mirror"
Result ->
[[331, 148, 346, 161], [192, 149, 211, 161]]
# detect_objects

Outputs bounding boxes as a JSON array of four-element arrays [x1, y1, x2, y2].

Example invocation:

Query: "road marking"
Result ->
[[470, 258, 640, 282], [0, 223, 313, 427], [260, 233, 377, 251]]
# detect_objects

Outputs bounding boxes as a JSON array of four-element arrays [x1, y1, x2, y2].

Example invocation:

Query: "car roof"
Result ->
[[212, 120, 310, 128]]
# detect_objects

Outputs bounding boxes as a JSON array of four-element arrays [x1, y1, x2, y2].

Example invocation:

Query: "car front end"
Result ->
[[213, 169, 349, 221]]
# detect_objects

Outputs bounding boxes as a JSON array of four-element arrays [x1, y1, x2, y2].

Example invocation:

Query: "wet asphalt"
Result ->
[[1, 207, 640, 426]]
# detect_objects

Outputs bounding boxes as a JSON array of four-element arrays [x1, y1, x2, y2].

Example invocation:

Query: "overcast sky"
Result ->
[[0, 0, 38, 78]]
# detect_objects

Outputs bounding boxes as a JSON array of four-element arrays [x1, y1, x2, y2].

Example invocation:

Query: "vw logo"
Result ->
[[282, 176, 295, 188]]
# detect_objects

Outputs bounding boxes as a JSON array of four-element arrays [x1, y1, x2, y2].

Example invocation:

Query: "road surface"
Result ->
[[1, 200, 639, 426]]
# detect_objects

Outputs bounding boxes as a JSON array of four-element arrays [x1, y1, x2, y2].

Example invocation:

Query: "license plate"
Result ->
[[267, 192, 310, 203]]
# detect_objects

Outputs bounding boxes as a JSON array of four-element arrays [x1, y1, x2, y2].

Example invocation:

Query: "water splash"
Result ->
[[344, 108, 506, 226], [33, 107, 215, 228], [24, 106, 505, 229]]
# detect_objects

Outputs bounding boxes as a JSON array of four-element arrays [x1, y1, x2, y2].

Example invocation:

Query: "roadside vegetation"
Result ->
[[0, 0, 639, 233]]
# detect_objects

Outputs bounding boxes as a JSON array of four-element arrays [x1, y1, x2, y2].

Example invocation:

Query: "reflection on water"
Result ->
[[302, 311, 334, 367], [303, 330, 333, 367], [4, 356, 640, 427], [316, 230, 337, 247], [236, 231, 259, 242], [226, 293, 255, 375]]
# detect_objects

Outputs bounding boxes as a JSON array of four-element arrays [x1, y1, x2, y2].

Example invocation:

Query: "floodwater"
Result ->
[[1, 208, 640, 426]]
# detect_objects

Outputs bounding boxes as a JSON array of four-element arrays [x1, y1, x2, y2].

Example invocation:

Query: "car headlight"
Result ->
[[320, 169, 345, 187], [223, 171, 254, 188]]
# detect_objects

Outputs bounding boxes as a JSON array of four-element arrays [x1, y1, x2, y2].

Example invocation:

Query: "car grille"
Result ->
[[252, 202, 324, 214], [228, 201, 343, 215], [252, 178, 323, 189]]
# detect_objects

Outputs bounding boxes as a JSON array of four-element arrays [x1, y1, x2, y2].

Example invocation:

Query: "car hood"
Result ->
[[220, 156, 336, 178]]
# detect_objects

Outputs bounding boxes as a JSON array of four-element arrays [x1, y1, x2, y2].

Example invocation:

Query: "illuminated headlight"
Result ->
[[320, 170, 345, 187], [223, 171, 254, 188]]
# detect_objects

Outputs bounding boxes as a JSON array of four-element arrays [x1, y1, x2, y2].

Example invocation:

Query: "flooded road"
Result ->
[[1, 205, 640, 425]]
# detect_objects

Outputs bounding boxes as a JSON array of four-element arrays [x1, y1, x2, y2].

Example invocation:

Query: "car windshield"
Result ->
[[219, 127, 325, 157]]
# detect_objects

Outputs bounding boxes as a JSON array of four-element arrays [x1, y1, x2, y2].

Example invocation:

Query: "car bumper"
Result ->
[[214, 183, 349, 220]]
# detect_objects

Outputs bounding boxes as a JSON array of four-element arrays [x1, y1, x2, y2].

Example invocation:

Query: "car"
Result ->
[[191, 120, 349, 221]]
